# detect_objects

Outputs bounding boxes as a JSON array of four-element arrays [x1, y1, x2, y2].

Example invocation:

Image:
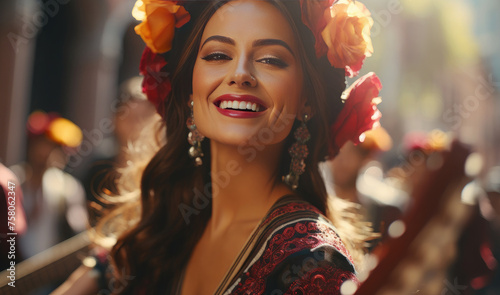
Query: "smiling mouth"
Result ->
[[215, 100, 266, 112]]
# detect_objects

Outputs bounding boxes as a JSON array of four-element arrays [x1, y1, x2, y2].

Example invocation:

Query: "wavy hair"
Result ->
[[95, 1, 374, 293]]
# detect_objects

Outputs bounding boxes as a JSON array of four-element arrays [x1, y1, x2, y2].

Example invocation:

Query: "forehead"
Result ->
[[202, 0, 298, 48]]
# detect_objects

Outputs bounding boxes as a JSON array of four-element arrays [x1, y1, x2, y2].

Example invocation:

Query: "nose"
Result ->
[[229, 57, 257, 88]]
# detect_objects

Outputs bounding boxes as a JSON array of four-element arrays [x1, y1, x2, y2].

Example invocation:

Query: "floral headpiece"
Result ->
[[132, 0, 382, 157]]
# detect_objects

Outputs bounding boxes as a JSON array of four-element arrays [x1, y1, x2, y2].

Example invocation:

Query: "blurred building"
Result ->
[[0, 0, 144, 177]]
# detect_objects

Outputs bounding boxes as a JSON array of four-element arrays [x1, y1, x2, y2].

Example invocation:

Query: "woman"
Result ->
[[55, 0, 381, 294]]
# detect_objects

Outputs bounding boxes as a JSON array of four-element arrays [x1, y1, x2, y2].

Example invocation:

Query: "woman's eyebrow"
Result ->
[[253, 39, 294, 56], [201, 36, 294, 56], [201, 35, 235, 49]]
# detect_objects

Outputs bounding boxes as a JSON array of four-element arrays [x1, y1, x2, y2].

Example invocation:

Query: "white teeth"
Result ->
[[219, 100, 262, 111]]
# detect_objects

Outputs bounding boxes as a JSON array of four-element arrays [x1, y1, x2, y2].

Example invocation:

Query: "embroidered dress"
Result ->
[[173, 195, 358, 294]]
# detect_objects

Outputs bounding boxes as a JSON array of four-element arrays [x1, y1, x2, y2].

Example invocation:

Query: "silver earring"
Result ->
[[187, 101, 205, 166], [283, 114, 311, 189]]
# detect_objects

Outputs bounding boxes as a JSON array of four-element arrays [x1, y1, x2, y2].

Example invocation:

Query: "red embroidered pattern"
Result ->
[[263, 202, 321, 225], [284, 265, 358, 295], [230, 202, 357, 294]]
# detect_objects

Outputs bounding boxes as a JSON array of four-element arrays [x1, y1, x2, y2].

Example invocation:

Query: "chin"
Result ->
[[203, 125, 262, 146], [195, 108, 294, 150], [204, 123, 290, 151]]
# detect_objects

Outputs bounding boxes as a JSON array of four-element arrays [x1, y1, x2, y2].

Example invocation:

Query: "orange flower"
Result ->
[[133, 0, 190, 54], [321, 0, 374, 77]]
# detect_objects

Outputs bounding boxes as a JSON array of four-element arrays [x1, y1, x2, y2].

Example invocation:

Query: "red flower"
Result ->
[[300, 0, 335, 57], [329, 72, 382, 156], [139, 47, 171, 116]]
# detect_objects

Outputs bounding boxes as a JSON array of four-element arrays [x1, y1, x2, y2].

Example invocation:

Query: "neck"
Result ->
[[208, 140, 294, 234]]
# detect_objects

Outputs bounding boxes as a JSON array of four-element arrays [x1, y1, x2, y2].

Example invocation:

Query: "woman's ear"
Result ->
[[298, 105, 313, 122]]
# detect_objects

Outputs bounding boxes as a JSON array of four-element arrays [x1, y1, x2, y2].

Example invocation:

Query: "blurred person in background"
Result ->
[[464, 166, 500, 295], [323, 126, 406, 246], [387, 129, 452, 192], [83, 76, 157, 223], [483, 167, 500, 270], [384, 130, 498, 294], [374, 130, 451, 241], [326, 126, 393, 204], [10, 111, 89, 260]]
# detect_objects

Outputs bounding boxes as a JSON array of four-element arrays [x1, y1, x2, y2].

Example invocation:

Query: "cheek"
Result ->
[[192, 63, 211, 133], [192, 62, 208, 98], [192, 61, 227, 99], [192, 103, 205, 132], [274, 64, 302, 97], [268, 72, 304, 112]]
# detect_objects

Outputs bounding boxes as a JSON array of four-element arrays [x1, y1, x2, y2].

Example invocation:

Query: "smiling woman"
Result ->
[[53, 0, 381, 294], [192, 1, 304, 150]]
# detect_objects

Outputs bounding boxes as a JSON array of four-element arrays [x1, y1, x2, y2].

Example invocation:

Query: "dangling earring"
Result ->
[[187, 101, 205, 166], [283, 113, 311, 190]]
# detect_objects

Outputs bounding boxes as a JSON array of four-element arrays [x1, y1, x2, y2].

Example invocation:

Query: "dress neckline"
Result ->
[[175, 194, 304, 295]]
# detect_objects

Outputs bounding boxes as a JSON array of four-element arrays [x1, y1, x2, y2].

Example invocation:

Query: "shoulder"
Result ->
[[262, 196, 355, 264], [230, 197, 358, 294]]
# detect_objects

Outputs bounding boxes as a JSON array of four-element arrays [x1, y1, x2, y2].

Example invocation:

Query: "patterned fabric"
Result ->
[[173, 195, 358, 294], [224, 197, 358, 294]]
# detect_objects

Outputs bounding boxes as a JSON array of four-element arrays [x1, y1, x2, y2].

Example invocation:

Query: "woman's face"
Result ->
[[192, 0, 304, 148]]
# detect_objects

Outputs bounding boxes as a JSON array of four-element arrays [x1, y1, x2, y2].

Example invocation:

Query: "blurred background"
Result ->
[[0, 0, 499, 294]]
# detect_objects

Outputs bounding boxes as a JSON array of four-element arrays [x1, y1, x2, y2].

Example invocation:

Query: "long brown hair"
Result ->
[[104, 0, 363, 293]]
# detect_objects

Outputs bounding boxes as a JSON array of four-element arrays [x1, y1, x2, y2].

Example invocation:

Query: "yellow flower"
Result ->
[[321, 0, 374, 77], [133, 0, 190, 54]]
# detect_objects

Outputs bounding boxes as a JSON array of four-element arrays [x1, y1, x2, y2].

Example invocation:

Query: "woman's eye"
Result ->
[[257, 57, 288, 68], [201, 53, 231, 61]]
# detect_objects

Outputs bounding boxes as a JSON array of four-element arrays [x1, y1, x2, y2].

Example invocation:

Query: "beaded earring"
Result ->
[[186, 101, 205, 166], [283, 113, 311, 189]]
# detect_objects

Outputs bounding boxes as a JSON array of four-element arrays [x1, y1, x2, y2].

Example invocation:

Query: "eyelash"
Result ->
[[256, 57, 288, 68], [201, 53, 288, 68], [201, 52, 231, 61]]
